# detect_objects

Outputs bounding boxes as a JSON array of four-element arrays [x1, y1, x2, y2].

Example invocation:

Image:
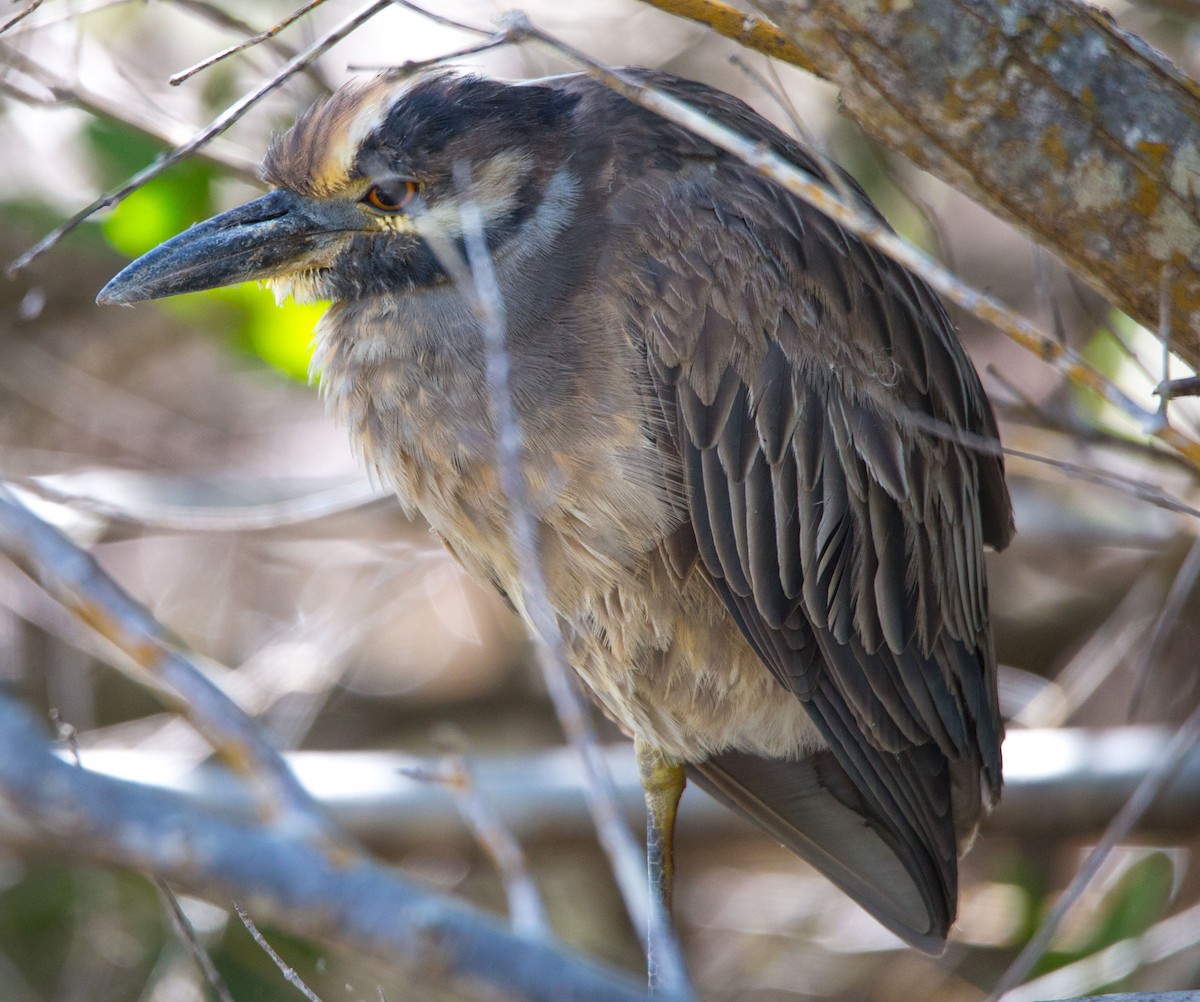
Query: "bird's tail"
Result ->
[[687, 745, 957, 954]]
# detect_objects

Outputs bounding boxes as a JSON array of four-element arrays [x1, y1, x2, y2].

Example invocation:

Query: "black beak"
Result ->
[[97, 188, 364, 305]]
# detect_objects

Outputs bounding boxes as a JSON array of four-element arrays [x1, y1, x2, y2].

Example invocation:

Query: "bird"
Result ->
[[99, 67, 1013, 960]]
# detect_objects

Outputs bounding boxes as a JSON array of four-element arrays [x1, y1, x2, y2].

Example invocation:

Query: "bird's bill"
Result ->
[[96, 188, 362, 305]]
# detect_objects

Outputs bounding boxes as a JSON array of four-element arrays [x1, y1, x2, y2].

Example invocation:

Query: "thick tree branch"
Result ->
[[0, 694, 653, 1002], [755, 0, 1200, 361], [62, 727, 1200, 846], [643, 0, 1200, 366]]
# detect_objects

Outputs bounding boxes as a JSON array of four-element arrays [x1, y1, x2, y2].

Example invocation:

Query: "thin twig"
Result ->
[[0, 0, 45, 35], [1157, 375, 1200, 399], [503, 14, 1200, 473], [989, 367, 1200, 482], [987, 364, 1067, 429], [446, 161, 694, 997], [1128, 536, 1200, 719], [727, 52, 861, 212], [346, 35, 511, 73], [171, 0, 293, 45], [8, 476, 389, 535], [7, 0, 392, 277], [858, 133, 956, 273], [166, 0, 324, 85], [156, 882, 237, 1002], [234, 904, 325, 1002], [1006, 445, 1200, 521], [387, 0, 493, 37], [889, 395, 1200, 524], [169, 0, 334, 91], [0, 485, 346, 849], [403, 756, 551, 939], [171, 0, 332, 86], [990, 700, 1200, 1000]]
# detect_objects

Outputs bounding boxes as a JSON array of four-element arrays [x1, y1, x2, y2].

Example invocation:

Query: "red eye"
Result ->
[[362, 180, 418, 213]]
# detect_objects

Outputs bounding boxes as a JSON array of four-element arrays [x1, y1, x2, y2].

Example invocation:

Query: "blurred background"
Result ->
[[2, 1, 1200, 999]]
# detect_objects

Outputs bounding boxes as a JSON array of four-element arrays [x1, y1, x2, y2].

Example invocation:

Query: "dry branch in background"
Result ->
[[48, 728, 1200, 847], [0, 485, 350, 848], [0, 693, 656, 1002], [992, 702, 1200, 998], [0, 43, 260, 180], [0, 485, 668, 1000], [402, 754, 551, 940]]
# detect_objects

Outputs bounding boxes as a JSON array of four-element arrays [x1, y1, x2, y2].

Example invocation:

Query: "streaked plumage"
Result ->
[[99, 68, 1013, 952]]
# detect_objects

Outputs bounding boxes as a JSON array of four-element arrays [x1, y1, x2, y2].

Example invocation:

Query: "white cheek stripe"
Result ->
[[409, 150, 531, 244]]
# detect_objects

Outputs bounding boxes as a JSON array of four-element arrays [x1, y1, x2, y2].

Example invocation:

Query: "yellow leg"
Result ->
[[636, 737, 687, 992]]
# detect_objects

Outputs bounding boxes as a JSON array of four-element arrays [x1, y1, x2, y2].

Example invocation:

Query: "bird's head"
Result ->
[[97, 71, 584, 307]]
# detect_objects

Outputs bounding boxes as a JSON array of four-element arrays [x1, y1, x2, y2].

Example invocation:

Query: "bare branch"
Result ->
[[155, 882, 236, 1002], [628, 0, 815, 72], [346, 35, 512, 74], [1010, 446, 1200, 523], [0, 485, 343, 848], [170, 0, 333, 86], [725, 52, 862, 212], [1158, 376, 1200, 400], [1129, 537, 1200, 718], [387, 1, 492, 38], [0, 0, 45, 35], [0, 694, 657, 1002], [9, 475, 390, 535], [56, 729, 1200, 845], [234, 904, 326, 1002], [403, 756, 551, 940]]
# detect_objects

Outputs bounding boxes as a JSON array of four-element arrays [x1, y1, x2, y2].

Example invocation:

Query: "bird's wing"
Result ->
[[610, 72, 1013, 945]]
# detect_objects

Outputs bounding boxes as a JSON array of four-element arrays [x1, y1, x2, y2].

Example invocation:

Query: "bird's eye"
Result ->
[[362, 181, 418, 213]]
